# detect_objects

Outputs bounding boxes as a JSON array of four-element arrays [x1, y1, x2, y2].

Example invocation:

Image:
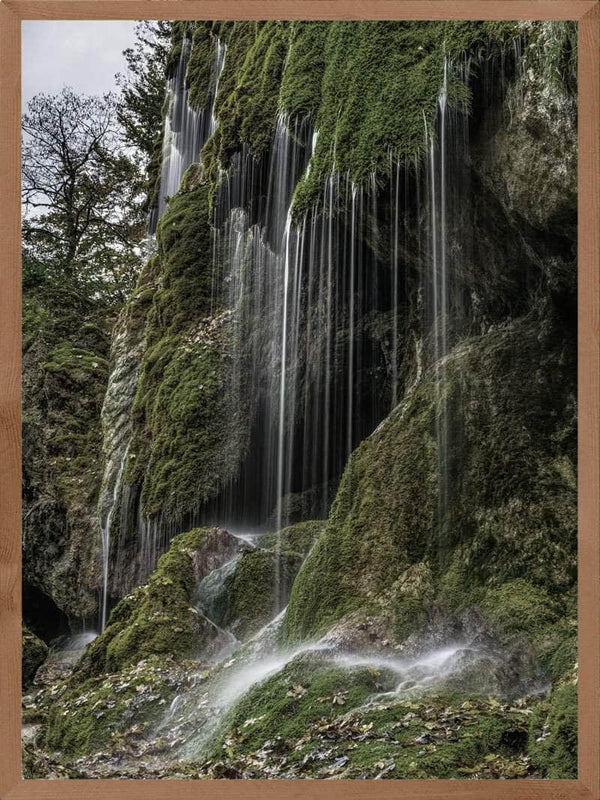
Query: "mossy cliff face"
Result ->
[[22, 292, 112, 622], [195, 21, 523, 212], [94, 20, 576, 601], [124, 177, 250, 526]]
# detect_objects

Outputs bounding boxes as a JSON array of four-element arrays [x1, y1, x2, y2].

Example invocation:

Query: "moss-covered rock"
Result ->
[[22, 290, 112, 620], [258, 520, 325, 557], [528, 679, 577, 778], [45, 656, 187, 757], [223, 550, 304, 640], [74, 528, 243, 679], [126, 178, 250, 521], [284, 316, 576, 642], [22, 627, 49, 690]]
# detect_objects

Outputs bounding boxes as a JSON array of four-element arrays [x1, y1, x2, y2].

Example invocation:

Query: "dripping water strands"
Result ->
[[205, 112, 395, 540], [148, 35, 226, 235], [100, 443, 129, 632], [424, 54, 471, 563]]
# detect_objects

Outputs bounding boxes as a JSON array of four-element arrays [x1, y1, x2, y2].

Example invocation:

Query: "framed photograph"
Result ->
[[1, 1, 598, 798]]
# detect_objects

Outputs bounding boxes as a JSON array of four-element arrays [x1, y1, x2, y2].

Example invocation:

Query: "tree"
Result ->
[[116, 21, 172, 160], [22, 88, 145, 304]]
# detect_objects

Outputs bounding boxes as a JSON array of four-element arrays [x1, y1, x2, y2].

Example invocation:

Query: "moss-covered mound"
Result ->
[[223, 550, 304, 640], [200, 651, 537, 779], [22, 627, 49, 690], [284, 315, 576, 643], [74, 528, 242, 679]]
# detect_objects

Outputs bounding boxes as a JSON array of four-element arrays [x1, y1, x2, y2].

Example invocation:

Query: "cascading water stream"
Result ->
[[424, 54, 471, 562]]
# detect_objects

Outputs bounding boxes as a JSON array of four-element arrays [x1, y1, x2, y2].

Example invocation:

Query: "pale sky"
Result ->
[[22, 20, 137, 110]]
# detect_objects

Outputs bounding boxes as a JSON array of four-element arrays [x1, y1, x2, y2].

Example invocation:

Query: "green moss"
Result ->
[[278, 22, 327, 118], [284, 376, 437, 641], [287, 21, 521, 215], [45, 656, 185, 757], [392, 562, 435, 641], [186, 23, 215, 110], [480, 578, 560, 634], [204, 653, 535, 779], [550, 636, 577, 683], [207, 651, 397, 759], [22, 626, 48, 690], [223, 550, 304, 640], [217, 22, 290, 164], [258, 520, 325, 556], [126, 180, 249, 519], [528, 681, 577, 778], [22, 290, 112, 618]]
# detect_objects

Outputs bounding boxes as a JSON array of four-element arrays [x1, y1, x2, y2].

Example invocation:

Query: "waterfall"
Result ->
[[148, 35, 226, 233], [206, 116, 392, 537], [105, 48, 473, 603]]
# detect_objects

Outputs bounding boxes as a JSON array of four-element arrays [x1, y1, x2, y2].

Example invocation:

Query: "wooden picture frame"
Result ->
[[1, 1, 598, 798]]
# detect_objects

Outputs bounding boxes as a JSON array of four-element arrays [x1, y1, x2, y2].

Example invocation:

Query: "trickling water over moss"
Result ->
[[202, 651, 536, 779]]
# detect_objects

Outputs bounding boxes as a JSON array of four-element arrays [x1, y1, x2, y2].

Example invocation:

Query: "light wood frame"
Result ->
[[0, 2, 597, 798]]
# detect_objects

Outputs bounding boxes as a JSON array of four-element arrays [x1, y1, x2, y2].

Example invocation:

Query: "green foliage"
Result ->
[[116, 21, 172, 159], [22, 89, 145, 306]]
